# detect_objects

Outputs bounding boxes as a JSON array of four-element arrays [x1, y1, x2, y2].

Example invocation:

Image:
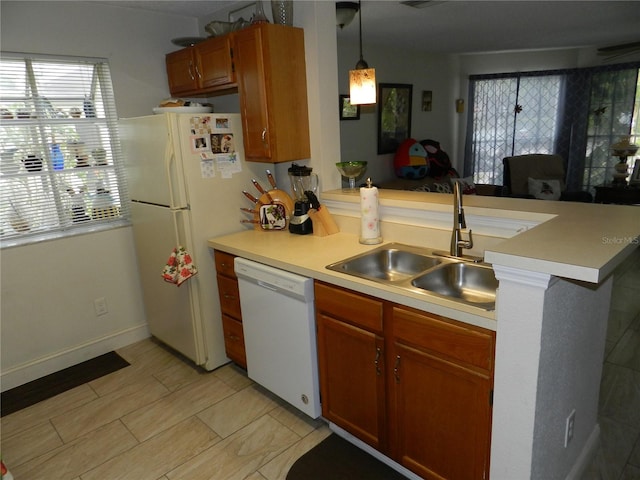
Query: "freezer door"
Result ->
[[130, 201, 202, 362], [121, 115, 188, 208]]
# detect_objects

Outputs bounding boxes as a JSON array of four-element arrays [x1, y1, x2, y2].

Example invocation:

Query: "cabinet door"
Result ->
[[197, 35, 236, 89], [390, 307, 494, 480], [234, 26, 271, 160], [391, 342, 492, 480], [234, 24, 310, 163], [166, 48, 199, 96], [317, 313, 386, 451]]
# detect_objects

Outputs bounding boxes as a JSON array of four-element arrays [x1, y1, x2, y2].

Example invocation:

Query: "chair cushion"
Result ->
[[528, 177, 562, 201], [505, 154, 566, 195]]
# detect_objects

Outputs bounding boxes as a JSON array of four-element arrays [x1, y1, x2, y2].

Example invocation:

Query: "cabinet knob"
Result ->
[[394, 355, 401, 383], [261, 128, 267, 144], [188, 61, 195, 81]]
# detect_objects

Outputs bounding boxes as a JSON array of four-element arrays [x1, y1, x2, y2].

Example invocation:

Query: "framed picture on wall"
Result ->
[[339, 94, 360, 120], [377, 83, 413, 154]]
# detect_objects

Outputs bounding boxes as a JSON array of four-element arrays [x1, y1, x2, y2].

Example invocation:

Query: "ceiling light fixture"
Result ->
[[349, 0, 376, 105], [336, 2, 359, 29]]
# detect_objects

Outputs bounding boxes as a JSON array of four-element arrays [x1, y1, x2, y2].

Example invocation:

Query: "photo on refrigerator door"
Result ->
[[211, 133, 235, 154], [191, 134, 210, 153]]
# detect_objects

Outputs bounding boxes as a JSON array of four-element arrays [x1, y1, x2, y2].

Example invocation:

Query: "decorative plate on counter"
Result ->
[[171, 37, 206, 47]]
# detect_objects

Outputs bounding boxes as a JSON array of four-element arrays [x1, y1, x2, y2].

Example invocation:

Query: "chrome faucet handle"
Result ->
[[460, 229, 473, 249]]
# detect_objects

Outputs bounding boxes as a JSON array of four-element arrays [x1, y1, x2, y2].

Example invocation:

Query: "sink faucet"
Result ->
[[450, 182, 473, 257]]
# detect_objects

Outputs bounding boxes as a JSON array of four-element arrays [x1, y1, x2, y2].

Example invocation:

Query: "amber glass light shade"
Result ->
[[349, 68, 376, 105]]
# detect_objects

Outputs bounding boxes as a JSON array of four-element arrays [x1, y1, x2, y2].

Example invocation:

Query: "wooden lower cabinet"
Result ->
[[315, 282, 385, 451], [214, 250, 246, 369], [390, 306, 494, 479], [315, 281, 495, 480]]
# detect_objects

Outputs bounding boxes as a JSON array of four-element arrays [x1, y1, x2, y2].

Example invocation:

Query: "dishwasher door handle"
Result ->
[[257, 280, 279, 292]]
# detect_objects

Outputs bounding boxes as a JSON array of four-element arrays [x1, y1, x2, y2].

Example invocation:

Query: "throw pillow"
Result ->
[[420, 139, 454, 178], [394, 138, 429, 179], [451, 176, 477, 195], [412, 182, 453, 193], [528, 177, 562, 201]]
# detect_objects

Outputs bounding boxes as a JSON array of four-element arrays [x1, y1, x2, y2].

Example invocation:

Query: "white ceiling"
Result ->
[[98, 1, 640, 55]]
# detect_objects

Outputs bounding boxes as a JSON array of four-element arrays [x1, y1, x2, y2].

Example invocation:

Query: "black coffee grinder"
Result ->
[[288, 164, 318, 235]]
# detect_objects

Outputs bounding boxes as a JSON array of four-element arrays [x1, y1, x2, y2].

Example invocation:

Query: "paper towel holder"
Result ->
[[359, 177, 383, 245]]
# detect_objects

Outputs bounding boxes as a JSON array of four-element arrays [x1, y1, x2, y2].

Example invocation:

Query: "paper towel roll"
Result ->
[[360, 180, 382, 245]]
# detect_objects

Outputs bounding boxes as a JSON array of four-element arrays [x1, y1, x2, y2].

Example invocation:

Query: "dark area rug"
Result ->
[[1, 351, 129, 417], [286, 433, 409, 480]]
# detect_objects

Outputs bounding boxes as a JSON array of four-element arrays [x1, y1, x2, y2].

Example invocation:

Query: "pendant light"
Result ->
[[349, 0, 376, 105]]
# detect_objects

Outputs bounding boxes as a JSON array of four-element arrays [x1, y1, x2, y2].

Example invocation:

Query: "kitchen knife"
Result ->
[[252, 179, 274, 203], [242, 190, 263, 205], [265, 169, 277, 189]]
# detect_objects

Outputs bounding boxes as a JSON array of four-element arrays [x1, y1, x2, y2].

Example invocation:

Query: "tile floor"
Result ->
[[583, 245, 640, 480], [1, 247, 639, 480]]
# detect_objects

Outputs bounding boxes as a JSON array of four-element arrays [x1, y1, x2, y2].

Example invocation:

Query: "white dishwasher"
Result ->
[[234, 257, 321, 419]]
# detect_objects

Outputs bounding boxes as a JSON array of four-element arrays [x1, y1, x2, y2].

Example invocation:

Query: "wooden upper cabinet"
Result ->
[[166, 47, 199, 96], [166, 36, 236, 97], [196, 35, 236, 89], [234, 24, 310, 163]]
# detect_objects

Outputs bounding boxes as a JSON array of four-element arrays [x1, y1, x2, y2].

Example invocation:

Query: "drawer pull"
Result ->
[[223, 293, 237, 300]]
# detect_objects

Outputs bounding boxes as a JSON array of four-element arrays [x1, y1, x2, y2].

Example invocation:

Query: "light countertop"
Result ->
[[209, 190, 640, 331], [323, 189, 640, 283]]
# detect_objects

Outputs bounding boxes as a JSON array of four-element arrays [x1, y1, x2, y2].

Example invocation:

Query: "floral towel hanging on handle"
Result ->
[[162, 246, 197, 286]]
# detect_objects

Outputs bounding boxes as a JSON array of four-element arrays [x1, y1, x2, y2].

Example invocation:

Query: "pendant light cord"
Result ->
[[356, 0, 369, 69]]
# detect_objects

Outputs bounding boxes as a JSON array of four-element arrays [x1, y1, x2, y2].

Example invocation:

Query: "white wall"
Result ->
[[0, 1, 200, 390], [337, 39, 459, 185]]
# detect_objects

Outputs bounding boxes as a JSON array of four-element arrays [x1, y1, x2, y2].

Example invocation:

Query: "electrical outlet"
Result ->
[[564, 409, 576, 448], [94, 297, 108, 316]]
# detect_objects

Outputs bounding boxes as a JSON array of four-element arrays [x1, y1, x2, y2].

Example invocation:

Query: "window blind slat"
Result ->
[[1, 53, 128, 246]]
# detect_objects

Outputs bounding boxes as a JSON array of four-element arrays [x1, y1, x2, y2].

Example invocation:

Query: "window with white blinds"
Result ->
[[0, 53, 129, 247]]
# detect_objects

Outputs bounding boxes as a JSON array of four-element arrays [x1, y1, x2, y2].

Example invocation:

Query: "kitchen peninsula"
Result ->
[[209, 189, 640, 480]]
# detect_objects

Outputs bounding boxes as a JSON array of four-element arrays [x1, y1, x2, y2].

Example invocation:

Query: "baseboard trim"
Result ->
[[1, 325, 150, 392], [565, 423, 601, 480], [329, 422, 422, 480]]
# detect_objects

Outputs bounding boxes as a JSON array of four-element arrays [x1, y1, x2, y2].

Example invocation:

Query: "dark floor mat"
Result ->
[[286, 433, 409, 480], [1, 351, 130, 416]]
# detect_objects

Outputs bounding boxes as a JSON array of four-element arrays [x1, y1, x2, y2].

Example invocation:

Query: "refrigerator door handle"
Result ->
[[164, 137, 188, 209], [170, 207, 207, 364]]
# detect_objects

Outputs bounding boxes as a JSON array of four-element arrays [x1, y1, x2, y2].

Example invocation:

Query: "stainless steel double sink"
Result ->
[[326, 243, 498, 310]]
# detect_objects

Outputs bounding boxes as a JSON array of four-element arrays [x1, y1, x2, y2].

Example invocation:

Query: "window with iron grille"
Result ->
[[0, 53, 129, 247], [464, 63, 639, 192]]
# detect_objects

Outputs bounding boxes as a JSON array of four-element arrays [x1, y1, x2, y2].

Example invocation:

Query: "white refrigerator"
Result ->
[[120, 112, 270, 370]]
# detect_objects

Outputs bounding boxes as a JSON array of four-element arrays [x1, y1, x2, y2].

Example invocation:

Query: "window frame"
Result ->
[[0, 52, 129, 248]]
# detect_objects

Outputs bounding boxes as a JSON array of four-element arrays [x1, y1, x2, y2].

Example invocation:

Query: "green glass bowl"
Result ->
[[336, 161, 367, 178]]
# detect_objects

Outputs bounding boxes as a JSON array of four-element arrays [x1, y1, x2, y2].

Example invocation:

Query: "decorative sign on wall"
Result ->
[[339, 94, 360, 120], [377, 83, 413, 154], [422, 90, 432, 112]]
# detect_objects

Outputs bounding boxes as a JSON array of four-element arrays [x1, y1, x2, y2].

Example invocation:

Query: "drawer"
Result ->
[[315, 281, 384, 334], [392, 306, 495, 371], [217, 274, 241, 319], [214, 250, 236, 279], [222, 314, 246, 368]]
